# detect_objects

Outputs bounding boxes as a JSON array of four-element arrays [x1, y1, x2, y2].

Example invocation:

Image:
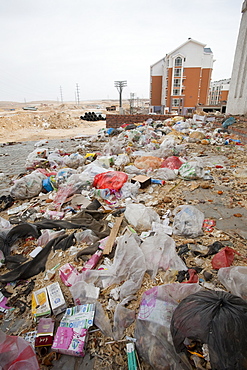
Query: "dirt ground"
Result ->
[[0, 102, 109, 143]]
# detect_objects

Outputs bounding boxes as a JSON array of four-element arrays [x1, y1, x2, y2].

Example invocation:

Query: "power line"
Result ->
[[76, 83, 80, 106], [60, 86, 63, 103], [114, 80, 127, 108]]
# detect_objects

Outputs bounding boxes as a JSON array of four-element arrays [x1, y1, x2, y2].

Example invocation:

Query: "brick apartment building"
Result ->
[[150, 38, 214, 115], [209, 79, 230, 106]]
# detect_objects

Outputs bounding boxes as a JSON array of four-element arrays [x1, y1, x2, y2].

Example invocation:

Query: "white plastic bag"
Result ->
[[179, 161, 204, 180], [150, 168, 177, 181], [83, 234, 146, 301], [10, 171, 46, 200], [64, 153, 85, 168], [25, 148, 48, 169], [172, 205, 204, 238], [120, 182, 140, 199], [218, 266, 247, 300], [141, 232, 187, 279], [114, 154, 130, 167], [124, 203, 160, 231]]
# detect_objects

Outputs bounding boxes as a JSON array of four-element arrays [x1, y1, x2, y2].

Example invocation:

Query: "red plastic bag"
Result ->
[[212, 246, 240, 269], [161, 156, 183, 170], [0, 330, 39, 370], [93, 171, 128, 191], [182, 269, 199, 283]]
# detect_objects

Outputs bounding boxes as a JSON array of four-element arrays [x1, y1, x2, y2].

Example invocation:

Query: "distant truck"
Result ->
[[22, 106, 37, 111], [106, 105, 116, 111]]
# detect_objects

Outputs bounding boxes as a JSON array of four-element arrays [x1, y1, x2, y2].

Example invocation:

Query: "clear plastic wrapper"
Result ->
[[25, 148, 49, 169], [150, 167, 177, 181], [83, 234, 146, 301], [135, 283, 202, 370], [75, 229, 99, 245]]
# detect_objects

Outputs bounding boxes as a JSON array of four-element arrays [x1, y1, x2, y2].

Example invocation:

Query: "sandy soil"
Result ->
[[0, 103, 107, 142], [0, 120, 106, 143]]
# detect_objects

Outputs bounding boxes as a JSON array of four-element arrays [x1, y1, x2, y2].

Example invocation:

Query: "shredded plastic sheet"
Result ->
[[82, 234, 146, 301]]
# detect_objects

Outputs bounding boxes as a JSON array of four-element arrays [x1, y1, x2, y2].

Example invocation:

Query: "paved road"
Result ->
[[0, 137, 88, 195]]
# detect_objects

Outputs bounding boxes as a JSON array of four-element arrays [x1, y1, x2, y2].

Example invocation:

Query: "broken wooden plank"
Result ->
[[103, 214, 124, 255]]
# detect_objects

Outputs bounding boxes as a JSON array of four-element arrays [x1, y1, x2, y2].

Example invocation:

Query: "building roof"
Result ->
[[167, 38, 206, 56], [150, 38, 212, 68]]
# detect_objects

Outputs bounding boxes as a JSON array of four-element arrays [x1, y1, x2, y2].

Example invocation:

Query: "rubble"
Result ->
[[0, 114, 247, 369]]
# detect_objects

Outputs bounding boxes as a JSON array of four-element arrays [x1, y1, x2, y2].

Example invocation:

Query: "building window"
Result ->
[[173, 89, 180, 96], [174, 68, 181, 77], [172, 98, 180, 107], [173, 79, 181, 87], [175, 57, 182, 66]]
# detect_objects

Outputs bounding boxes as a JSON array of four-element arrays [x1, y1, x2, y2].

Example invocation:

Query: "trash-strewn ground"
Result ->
[[0, 110, 247, 370]]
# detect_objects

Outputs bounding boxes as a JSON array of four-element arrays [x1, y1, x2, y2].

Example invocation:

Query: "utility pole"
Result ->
[[114, 80, 127, 109], [60, 86, 63, 104], [76, 83, 80, 106], [129, 93, 135, 114]]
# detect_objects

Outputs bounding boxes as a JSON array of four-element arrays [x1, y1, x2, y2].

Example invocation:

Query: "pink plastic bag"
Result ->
[[161, 156, 183, 170], [212, 247, 240, 270], [93, 171, 128, 191], [0, 330, 39, 370]]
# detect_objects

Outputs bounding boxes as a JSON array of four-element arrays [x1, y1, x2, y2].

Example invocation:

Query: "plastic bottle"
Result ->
[[93, 188, 111, 199]]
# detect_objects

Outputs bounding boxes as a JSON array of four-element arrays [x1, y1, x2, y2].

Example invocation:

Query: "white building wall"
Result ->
[[202, 52, 214, 69], [227, 1, 247, 115], [168, 43, 204, 67], [150, 59, 164, 76]]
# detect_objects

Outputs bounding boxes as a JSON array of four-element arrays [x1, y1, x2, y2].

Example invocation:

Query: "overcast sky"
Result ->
[[0, 0, 243, 103]]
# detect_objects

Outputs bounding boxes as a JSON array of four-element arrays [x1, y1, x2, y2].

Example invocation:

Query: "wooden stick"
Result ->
[[103, 214, 124, 255]]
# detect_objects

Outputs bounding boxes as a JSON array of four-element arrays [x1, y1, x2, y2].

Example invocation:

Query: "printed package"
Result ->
[[46, 282, 67, 316], [32, 287, 51, 318], [52, 303, 95, 357]]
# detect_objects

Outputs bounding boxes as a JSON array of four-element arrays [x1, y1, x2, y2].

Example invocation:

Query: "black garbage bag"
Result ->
[[171, 290, 247, 370], [1, 223, 41, 257], [0, 195, 14, 211], [0, 237, 56, 283]]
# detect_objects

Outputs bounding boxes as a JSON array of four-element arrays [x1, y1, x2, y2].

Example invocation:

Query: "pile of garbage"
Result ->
[[0, 114, 247, 369]]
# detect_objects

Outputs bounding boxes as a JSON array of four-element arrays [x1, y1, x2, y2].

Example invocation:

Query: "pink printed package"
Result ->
[[52, 303, 95, 357], [59, 263, 80, 287]]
